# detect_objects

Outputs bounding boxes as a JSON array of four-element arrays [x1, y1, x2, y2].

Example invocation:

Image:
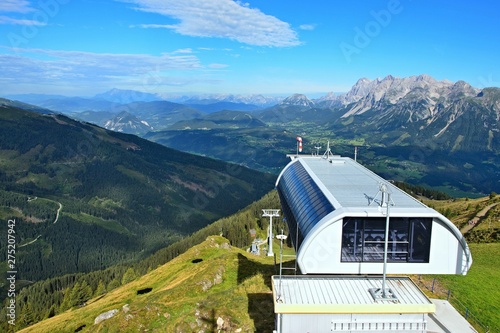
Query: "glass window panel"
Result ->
[[409, 218, 432, 262], [341, 216, 431, 263]]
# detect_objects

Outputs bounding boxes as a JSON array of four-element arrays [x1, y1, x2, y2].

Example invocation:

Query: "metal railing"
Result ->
[[416, 276, 493, 333]]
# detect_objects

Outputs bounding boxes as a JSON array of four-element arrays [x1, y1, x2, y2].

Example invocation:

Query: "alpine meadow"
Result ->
[[1, 0, 499, 332]]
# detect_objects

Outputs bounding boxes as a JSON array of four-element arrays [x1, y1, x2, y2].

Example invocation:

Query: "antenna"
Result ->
[[262, 209, 280, 257], [276, 230, 287, 302], [314, 144, 321, 156], [368, 185, 398, 301], [368, 182, 395, 207], [322, 141, 334, 159]]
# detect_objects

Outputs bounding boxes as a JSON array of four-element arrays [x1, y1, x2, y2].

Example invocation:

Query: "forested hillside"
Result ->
[[0, 190, 282, 332], [0, 106, 276, 283]]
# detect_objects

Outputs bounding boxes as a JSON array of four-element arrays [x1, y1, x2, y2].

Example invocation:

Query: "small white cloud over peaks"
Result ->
[[121, 0, 301, 47]]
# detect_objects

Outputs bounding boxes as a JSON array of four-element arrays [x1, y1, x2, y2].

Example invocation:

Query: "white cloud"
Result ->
[[0, 0, 34, 13], [131, 23, 171, 29], [120, 0, 300, 47], [0, 15, 46, 26], [0, 47, 206, 92], [0, 0, 48, 26], [299, 24, 316, 31], [172, 48, 193, 54], [208, 63, 229, 69]]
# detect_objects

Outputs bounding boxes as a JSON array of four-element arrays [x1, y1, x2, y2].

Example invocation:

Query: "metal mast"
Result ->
[[262, 209, 280, 257]]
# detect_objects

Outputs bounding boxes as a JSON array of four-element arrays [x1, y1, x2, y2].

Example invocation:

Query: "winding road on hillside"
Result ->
[[460, 202, 499, 234], [19, 235, 42, 248], [20, 200, 63, 247], [53, 202, 62, 224]]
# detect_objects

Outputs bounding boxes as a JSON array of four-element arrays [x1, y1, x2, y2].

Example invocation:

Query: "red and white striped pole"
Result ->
[[296, 136, 302, 155]]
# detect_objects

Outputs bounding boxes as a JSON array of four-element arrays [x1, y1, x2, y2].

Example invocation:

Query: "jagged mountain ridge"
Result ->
[[140, 75, 499, 195], [339, 75, 478, 117], [324, 75, 499, 153], [257, 75, 499, 153]]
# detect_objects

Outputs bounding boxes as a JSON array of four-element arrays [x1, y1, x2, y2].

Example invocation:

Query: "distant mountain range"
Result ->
[[4, 90, 283, 134], [3, 74, 499, 195], [328, 75, 499, 153], [6, 90, 284, 112], [147, 75, 500, 195]]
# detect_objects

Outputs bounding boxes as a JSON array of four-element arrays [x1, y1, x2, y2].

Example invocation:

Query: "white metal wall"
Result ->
[[298, 217, 468, 275], [277, 313, 427, 333]]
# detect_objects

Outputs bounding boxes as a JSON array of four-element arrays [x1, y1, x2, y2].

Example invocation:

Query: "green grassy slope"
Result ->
[[18, 236, 278, 333]]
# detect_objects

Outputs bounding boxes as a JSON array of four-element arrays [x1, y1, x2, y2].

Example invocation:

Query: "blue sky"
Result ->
[[0, 0, 499, 97]]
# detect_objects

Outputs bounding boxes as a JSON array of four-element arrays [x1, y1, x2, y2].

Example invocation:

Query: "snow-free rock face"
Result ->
[[338, 74, 479, 118], [324, 75, 499, 153], [280, 94, 315, 108]]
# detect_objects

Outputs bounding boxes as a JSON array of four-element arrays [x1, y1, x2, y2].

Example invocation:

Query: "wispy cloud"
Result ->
[[121, 0, 300, 47], [130, 23, 171, 29], [208, 63, 229, 69], [0, 0, 47, 26], [0, 47, 208, 92], [0, 15, 46, 26], [0, 0, 34, 13], [172, 48, 194, 54], [299, 24, 316, 31]]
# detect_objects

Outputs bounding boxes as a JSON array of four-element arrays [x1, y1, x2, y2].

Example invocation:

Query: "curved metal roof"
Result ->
[[275, 155, 472, 275]]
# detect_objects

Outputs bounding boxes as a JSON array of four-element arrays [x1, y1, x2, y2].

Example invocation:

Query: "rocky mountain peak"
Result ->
[[280, 94, 315, 107], [321, 92, 336, 100], [415, 74, 436, 83], [104, 111, 153, 135], [449, 80, 480, 100]]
